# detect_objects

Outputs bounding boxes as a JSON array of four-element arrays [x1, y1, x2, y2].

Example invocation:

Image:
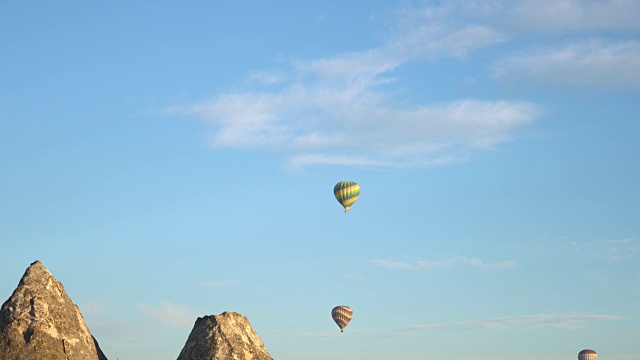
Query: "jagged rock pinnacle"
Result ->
[[0, 260, 108, 360], [177, 311, 273, 360]]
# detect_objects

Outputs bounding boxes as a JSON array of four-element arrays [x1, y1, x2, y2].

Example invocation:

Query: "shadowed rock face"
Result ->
[[177, 311, 273, 360], [0, 260, 108, 360]]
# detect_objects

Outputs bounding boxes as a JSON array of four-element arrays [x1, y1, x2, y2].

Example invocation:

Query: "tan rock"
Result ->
[[177, 311, 273, 360], [0, 260, 108, 360]]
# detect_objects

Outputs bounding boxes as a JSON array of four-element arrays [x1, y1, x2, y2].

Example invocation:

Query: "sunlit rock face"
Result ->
[[0, 260, 108, 360], [177, 311, 273, 360]]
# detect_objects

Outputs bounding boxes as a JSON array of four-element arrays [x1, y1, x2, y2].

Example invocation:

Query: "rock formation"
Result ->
[[177, 311, 273, 360], [0, 260, 108, 360]]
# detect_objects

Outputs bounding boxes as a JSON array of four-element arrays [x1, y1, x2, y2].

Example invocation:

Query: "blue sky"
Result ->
[[1, 1, 639, 359]]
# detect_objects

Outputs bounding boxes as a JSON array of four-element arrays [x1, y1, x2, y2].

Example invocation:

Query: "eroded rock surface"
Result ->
[[0, 260, 107, 360], [177, 311, 273, 360]]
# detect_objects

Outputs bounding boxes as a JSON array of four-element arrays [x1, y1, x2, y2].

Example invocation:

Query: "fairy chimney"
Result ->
[[0, 260, 108, 360], [177, 311, 273, 360]]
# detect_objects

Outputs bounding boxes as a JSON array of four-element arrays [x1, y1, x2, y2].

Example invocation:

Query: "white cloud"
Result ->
[[164, 2, 540, 169], [139, 302, 197, 329], [382, 314, 621, 333], [338, 270, 364, 282], [245, 70, 288, 85], [593, 237, 639, 263], [498, 0, 640, 33], [90, 320, 144, 340], [199, 280, 238, 288], [390, 6, 508, 59], [510, 237, 639, 265], [423, 0, 640, 34], [294, 49, 402, 82], [80, 298, 108, 316], [277, 314, 621, 337], [494, 40, 640, 87], [165, 1, 640, 167], [569, 237, 639, 263], [167, 89, 539, 168], [293, 4, 507, 81], [268, 330, 335, 339], [372, 255, 516, 270], [372, 259, 415, 270], [411, 1, 640, 89]]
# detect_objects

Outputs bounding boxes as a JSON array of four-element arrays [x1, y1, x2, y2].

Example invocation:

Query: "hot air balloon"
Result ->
[[334, 181, 360, 213], [578, 349, 597, 360], [331, 305, 353, 332]]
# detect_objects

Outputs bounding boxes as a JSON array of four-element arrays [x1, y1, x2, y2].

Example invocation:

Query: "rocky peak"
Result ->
[[0, 260, 108, 360], [177, 311, 273, 360]]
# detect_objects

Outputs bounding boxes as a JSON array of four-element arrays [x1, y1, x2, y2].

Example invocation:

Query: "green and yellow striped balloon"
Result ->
[[331, 305, 353, 332], [333, 181, 360, 213]]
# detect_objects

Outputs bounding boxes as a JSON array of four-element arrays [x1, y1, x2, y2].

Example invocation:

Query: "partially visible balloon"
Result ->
[[334, 181, 360, 213], [331, 305, 353, 332], [578, 349, 597, 360]]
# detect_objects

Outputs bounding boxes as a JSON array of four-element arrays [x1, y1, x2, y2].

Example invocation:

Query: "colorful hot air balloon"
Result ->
[[331, 305, 353, 332], [333, 181, 360, 213], [578, 349, 597, 360]]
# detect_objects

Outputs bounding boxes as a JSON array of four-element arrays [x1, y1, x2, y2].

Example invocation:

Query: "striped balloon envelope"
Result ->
[[333, 181, 360, 213], [331, 305, 353, 332], [578, 349, 597, 360]]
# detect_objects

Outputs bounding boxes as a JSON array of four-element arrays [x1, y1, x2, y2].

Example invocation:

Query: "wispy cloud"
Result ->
[[372, 255, 516, 270], [494, 40, 640, 88], [268, 329, 336, 339], [496, 0, 640, 33], [80, 298, 108, 316], [90, 320, 144, 340], [511, 237, 638, 264], [139, 301, 197, 329], [199, 280, 239, 288], [165, 0, 638, 167], [166, 90, 539, 169], [425, 0, 640, 34], [584, 237, 639, 263], [275, 314, 621, 337], [165, 2, 538, 169], [390, 2, 509, 59], [381, 314, 622, 333], [419, 1, 640, 88], [564, 237, 640, 265]]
